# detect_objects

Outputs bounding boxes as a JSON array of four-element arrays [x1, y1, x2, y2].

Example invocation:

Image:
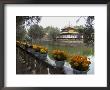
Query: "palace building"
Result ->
[[57, 27, 83, 40]]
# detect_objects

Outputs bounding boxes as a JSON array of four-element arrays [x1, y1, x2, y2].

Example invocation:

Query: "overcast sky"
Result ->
[[39, 16, 87, 29]]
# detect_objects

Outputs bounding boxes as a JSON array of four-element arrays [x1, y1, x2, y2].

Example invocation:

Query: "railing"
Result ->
[[16, 45, 65, 74]]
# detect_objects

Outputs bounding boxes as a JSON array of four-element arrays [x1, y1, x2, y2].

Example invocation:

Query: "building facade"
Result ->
[[57, 27, 83, 40]]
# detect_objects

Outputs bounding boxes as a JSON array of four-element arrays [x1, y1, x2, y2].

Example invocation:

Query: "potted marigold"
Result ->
[[70, 55, 91, 74], [32, 45, 42, 58], [39, 47, 48, 60], [51, 50, 67, 68]]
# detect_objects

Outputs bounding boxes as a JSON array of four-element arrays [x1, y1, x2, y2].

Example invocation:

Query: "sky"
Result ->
[[38, 16, 87, 29]]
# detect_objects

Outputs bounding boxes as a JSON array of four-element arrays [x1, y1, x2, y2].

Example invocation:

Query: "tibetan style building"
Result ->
[[57, 27, 83, 40]]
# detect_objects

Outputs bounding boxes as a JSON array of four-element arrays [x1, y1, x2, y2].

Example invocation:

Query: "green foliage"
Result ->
[[84, 16, 94, 46], [28, 25, 44, 42], [16, 16, 41, 27], [16, 25, 26, 41], [74, 25, 85, 34], [24, 34, 32, 43], [16, 16, 42, 43], [43, 26, 52, 33], [44, 26, 60, 41], [75, 16, 94, 46]]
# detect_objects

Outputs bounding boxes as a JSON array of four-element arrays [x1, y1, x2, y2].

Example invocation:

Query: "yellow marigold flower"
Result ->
[[51, 49, 67, 61], [40, 48, 47, 54], [70, 55, 91, 71], [82, 63, 88, 67]]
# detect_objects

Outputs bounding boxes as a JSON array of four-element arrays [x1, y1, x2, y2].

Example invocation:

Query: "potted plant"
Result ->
[[27, 44, 33, 52], [51, 50, 67, 68], [32, 45, 42, 58], [32, 45, 48, 60], [70, 55, 91, 74], [39, 47, 48, 60]]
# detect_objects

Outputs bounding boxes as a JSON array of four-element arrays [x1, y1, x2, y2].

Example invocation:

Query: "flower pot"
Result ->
[[27, 48, 33, 52], [55, 60, 65, 68], [34, 52, 40, 58], [39, 53, 47, 60], [72, 68, 88, 74]]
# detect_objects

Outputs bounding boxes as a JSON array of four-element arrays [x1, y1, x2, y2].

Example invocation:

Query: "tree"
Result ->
[[24, 33, 32, 43], [74, 25, 85, 34], [16, 16, 42, 44], [16, 16, 41, 27], [28, 25, 44, 43], [16, 25, 26, 41], [84, 16, 94, 46], [75, 16, 94, 46], [43, 26, 54, 33], [46, 26, 60, 41]]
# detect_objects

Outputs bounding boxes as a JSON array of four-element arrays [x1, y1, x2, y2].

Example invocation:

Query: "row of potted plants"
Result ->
[[51, 49, 91, 74], [16, 41, 91, 74], [16, 41, 48, 60]]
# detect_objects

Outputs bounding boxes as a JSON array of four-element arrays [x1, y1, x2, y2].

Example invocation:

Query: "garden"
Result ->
[[16, 16, 94, 74]]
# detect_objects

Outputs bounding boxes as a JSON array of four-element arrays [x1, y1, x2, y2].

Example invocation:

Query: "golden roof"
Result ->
[[61, 27, 79, 34]]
